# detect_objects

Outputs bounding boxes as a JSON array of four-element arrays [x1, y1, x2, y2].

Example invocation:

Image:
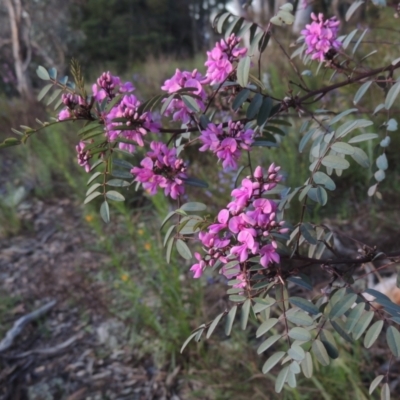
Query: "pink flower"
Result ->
[[301, 13, 341, 62], [199, 121, 255, 170], [130, 141, 187, 199], [190, 253, 206, 278], [204, 34, 247, 85], [76, 141, 91, 173], [161, 69, 206, 124], [188, 164, 284, 283], [260, 244, 280, 267], [106, 94, 160, 153], [58, 108, 71, 121]]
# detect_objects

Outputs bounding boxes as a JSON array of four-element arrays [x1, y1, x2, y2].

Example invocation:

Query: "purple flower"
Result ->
[[204, 34, 247, 85], [301, 13, 341, 62], [190, 253, 206, 278], [260, 244, 280, 267], [58, 108, 71, 121], [131, 141, 187, 199], [92, 72, 135, 101], [161, 69, 206, 124], [76, 141, 91, 173], [199, 121, 255, 170], [188, 164, 284, 287], [106, 94, 160, 153]]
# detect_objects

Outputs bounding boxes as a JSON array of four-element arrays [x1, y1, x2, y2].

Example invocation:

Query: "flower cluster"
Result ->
[[199, 121, 255, 169], [76, 141, 91, 173], [161, 69, 206, 124], [204, 34, 247, 85], [131, 141, 187, 199], [106, 94, 160, 153], [92, 71, 134, 101], [190, 164, 287, 289], [301, 13, 341, 62]]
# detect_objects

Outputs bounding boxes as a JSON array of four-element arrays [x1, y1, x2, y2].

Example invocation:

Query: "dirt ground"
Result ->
[[0, 197, 185, 400]]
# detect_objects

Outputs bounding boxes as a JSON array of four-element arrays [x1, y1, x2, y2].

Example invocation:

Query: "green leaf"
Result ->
[[86, 183, 102, 196], [301, 352, 313, 378], [229, 295, 246, 302], [381, 383, 390, 400], [346, 0, 364, 21], [289, 297, 319, 315], [345, 302, 365, 332], [112, 159, 134, 169], [100, 201, 110, 223], [257, 97, 273, 127], [312, 339, 330, 366], [240, 299, 251, 330], [246, 93, 263, 120], [330, 142, 355, 155], [84, 191, 102, 204], [335, 119, 373, 138], [299, 128, 316, 153], [87, 172, 102, 185], [385, 80, 400, 110], [353, 80, 372, 105], [386, 326, 400, 357], [105, 191, 125, 202], [300, 223, 318, 245], [225, 306, 237, 336], [313, 171, 336, 191], [37, 84, 53, 101], [286, 275, 313, 291], [387, 118, 398, 132], [106, 179, 130, 187], [369, 375, 384, 395], [180, 202, 207, 212], [232, 88, 250, 111], [176, 239, 192, 260], [206, 313, 224, 339], [348, 133, 379, 143], [163, 225, 175, 247], [328, 108, 357, 125], [376, 154, 388, 170], [342, 29, 358, 49], [182, 177, 208, 188], [331, 319, 354, 343], [288, 344, 306, 361], [253, 297, 276, 313], [375, 169, 386, 182], [320, 330, 339, 359], [182, 95, 201, 113], [275, 366, 290, 393], [237, 56, 251, 88], [329, 294, 357, 319], [166, 237, 174, 263], [321, 155, 350, 170], [46, 88, 62, 106], [262, 351, 285, 374], [256, 318, 279, 337], [364, 320, 383, 348], [257, 334, 282, 354], [36, 66, 50, 80], [351, 147, 370, 168], [180, 331, 198, 353], [216, 12, 231, 33], [249, 31, 264, 56], [287, 311, 314, 326], [289, 327, 311, 341], [251, 139, 279, 148], [352, 311, 374, 340]]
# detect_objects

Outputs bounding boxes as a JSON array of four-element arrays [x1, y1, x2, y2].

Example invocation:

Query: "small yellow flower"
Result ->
[[144, 242, 151, 251], [85, 214, 94, 223], [121, 274, 129, 282], [138, 229, 144, 236]]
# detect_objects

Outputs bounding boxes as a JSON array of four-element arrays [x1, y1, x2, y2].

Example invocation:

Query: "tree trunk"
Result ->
[[4, 0, 33, 101]]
